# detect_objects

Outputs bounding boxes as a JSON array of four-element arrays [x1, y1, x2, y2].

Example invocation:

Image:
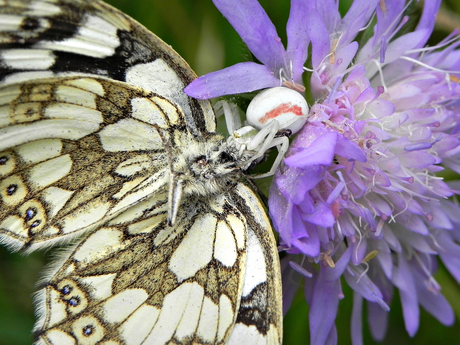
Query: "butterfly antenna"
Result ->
[[153, 125, 183, 227]]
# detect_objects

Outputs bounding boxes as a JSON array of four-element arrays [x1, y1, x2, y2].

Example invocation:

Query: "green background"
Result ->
[[2, 0, 460, 344]]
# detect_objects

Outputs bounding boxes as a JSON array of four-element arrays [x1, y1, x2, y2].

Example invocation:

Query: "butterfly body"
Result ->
[[0, 1, 282, 344]]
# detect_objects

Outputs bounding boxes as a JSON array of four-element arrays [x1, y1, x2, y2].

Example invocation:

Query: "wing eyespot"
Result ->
[[61, 285, 73, 296], [6, 184, 17, 196], [82, 324, 95, 337], [30, 219, 42, 228], [0, 156, 8, 165], [25, 207, 37, 220], [67, 296, 80, 307], [71, 316, 105, 343]]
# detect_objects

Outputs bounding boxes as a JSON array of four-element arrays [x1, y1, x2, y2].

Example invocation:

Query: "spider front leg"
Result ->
[[244, 119, 281, 166], [232, 119, 289, 178], [214, 100, 241, 135], [253, 134, 290, 178]]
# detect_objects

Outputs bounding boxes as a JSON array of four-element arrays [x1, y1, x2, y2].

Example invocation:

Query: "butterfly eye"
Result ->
[[246, 86, 309, 134], [218, 151, 235, 164], [194, 155, 208, 167]]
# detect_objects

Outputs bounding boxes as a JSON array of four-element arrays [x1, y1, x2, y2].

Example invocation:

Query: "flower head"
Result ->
[[184, 0, 310, 99], [185, 0, 460, 344], [269, 1, 460, 344]]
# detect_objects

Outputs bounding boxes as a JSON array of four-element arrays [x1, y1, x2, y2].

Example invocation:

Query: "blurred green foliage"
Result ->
[[1, 0, 460, 344]]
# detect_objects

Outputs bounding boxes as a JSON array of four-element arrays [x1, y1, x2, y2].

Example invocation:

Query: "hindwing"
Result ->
[[34, 192, 246, 345]]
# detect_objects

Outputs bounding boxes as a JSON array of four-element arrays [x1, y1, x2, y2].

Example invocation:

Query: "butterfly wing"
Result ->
[[33, 182, 282, 345], [0, 76, 182, 251], [0, 0, 215, 135], [227, 184, 282, 344], [34, 190, 249, 345]]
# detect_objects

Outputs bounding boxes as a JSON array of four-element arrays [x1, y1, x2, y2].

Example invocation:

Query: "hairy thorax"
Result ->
[[170, 130, 251, 197]]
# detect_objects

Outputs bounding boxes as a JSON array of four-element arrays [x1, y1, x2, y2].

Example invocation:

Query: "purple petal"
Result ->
[[309, 268, 340, 345], [367, 299, 389, 341], [341, 0, 379, 43], [385, 30, 431, 64], [268, 184, 294, 242], [285, 131, 337, 167], [286, 0, 310, 81], [325, 326, 338, 345], [351, 293, 364, 345], [292, 229, 320, 256], [374, 0, 406, 42], [305, 2, 330, 69], [415, 0, 441, 48], [212, 0, 286, 71], [440, 253, 460, 284], [416, 280, 454, 326], [302, 201, 335, 227], [309, 248, 352, 345], [400, 151, 436, 169], [392, 255, 419, 336], [327, 246, 353, 281], [184, 62, 279, 99], [436, 231, 460, 259], [275, 165, 321, 203], [314, 0, 340, 32], [335, 134, 367, 162], [345, 270, 386, 306], [281, 257, 303, 314], [333, 42, 360, 75]]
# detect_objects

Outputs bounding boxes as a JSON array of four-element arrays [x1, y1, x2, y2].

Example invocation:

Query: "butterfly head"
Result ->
[[174, 133, 247, 197]]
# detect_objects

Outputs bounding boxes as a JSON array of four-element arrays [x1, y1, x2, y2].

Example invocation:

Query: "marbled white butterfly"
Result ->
[[0, 0, 282, 344]]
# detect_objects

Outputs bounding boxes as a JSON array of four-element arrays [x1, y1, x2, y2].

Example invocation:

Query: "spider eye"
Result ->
[[246, 87, 309, 134]]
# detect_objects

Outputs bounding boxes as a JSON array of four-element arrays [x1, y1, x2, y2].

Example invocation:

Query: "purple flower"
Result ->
[[184, 0, 460, 344], [184, 0, 309, 99], [269, 1, 460, 344]]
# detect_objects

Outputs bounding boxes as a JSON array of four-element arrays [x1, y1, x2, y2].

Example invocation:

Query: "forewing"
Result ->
[[228, 184, 283, 345], [34, 192, 249, 345], [0, 0, 215, 135], [0, 76, 184, 252]]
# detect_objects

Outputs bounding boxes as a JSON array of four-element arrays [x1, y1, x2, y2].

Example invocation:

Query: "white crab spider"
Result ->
[[217, 86, 309, 178]]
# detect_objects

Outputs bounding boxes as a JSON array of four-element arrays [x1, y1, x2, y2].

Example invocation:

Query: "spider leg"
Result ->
[[243, 120, 280, 169], [252, 136, 289, 178], [214, 100, 241, 135]]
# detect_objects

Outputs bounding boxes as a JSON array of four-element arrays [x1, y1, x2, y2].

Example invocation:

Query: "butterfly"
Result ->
[[0, 0, 282, 344]]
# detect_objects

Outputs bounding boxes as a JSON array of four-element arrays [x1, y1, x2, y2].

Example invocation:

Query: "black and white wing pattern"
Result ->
[[0, 1, 282, 345]]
